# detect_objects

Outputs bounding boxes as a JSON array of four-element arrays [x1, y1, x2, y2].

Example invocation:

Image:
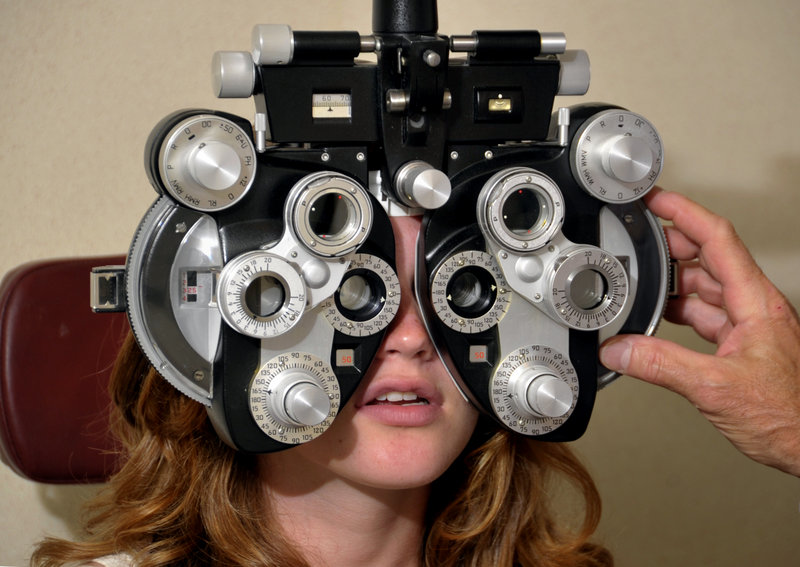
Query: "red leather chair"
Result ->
[[0, 256, 127, 484]]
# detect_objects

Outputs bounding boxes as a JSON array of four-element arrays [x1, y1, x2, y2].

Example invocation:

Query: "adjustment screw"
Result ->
[[423, 50, 441, 67]]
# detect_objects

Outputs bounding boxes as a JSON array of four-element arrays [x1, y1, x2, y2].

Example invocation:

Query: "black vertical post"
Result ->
[[372, 0, 438, 34]]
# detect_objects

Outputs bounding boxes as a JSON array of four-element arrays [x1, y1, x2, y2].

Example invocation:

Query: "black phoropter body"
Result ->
[[91, 0, 669, 451]]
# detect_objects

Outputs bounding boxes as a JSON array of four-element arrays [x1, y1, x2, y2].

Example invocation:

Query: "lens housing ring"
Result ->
[[430, 250, 511, 334], [286, 172, 373, 257], [477, 167, 564, 253], [547, 246, 629, 330], [322, 254, 400, 337], [217, 250, 307, 338]]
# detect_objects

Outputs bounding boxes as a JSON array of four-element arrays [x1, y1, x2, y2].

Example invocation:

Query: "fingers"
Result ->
[[664, 296, 731, 344], [677, 262, 723, 307], [662, 225, 700, 261], [599, 334, 711, 397], [645, 188, 768, 322]]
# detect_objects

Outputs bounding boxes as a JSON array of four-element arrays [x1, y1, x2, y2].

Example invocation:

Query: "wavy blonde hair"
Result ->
[[32, 334, 612, 566]]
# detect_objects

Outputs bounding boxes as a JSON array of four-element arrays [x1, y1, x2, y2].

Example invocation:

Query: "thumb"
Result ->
[[600, 335, 711, 397]]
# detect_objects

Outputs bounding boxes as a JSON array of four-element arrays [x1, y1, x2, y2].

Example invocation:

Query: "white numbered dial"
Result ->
[[547, 246, 629, 330], [159, 114, 256, 211], [571, 110, 663, 203], [249, 352, 340, 444], [490, 345, 578, 435], [217, 251, 307, 338], [322, 254, 400, 337], [430, 250, 511, 334]]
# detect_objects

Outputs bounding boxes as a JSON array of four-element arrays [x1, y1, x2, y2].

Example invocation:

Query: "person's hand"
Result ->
[[599, 188, 800, 476]]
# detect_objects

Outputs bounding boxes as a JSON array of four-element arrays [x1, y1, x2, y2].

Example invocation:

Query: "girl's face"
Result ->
[[261, 215, 479, 491]]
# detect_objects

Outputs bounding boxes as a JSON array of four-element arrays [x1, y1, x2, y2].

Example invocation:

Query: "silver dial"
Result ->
[[217, 251, 307, 338], [322, 254, 401, 337], [159, 114, 256, 211], [430, 250, 511, 334], [491, 345, 578, 435], [249, 352, 340, 444], [571, 110, 663, 203], [547, 246, 629, 330]]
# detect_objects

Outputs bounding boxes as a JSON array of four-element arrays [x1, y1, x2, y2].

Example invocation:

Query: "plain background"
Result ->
[[1, 0, 799, 565]]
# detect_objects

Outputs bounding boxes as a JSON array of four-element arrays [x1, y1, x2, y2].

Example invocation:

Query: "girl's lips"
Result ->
[[354, 380, 444, 427]]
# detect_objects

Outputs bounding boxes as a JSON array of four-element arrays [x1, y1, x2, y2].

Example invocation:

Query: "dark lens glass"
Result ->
[[308, 193, 352, 240], [502, 188, 546, 236]]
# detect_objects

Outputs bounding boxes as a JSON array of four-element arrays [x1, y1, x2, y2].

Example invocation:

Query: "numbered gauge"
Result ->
[[217, 251, 307, 338], [430, 250, 511, 334], [311, 93, 353, 119], [546, 246, 629, 330], [570, 110, 663, 203], [159, 114, 256, 211], [322, 254, 400, 337], [249, 352, 340, 444], [490, 345, 578, 435]]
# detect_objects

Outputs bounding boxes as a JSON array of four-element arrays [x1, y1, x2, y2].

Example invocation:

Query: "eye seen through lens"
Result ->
[[244, 275, 286, 318], [568, 269, 608, 311], [446, 267, 497, 318], [502, 187, 551, 237], [308, 192, 354, 242]]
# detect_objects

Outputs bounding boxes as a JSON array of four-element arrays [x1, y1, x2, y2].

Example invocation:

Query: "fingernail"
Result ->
[[600, 339, 631, 372]]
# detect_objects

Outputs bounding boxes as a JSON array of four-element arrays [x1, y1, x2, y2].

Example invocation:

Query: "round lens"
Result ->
[[446, 267, 497, 318], [338, 275, 372, 312], [568, 269, 608, 310], [308, 192, 353, 242], [244, 275, 285, 318], [449, 272, 482, 309], [335, 269, 386, 322], [502, 187, 551, 237]]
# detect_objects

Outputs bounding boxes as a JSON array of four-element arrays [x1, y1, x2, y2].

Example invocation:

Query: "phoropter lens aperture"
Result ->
[[244, 275, 286, 318], [502, 187, 551, 238], [308, 192, 354, 243], [477, 167, 564, 252], [287, 172, 373, 257], [568, 269, 608, 311], [446, 266, 497, 319], [335, 269, 386, 322]]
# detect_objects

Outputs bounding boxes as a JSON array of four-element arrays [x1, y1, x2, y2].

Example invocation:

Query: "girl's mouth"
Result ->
[[369, 391, 430, 406]]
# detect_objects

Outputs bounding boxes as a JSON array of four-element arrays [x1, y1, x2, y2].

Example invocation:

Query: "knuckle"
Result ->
[[632, 345, 671, 384]]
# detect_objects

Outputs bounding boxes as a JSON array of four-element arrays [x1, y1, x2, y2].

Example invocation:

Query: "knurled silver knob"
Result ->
[[187, 141, 242, 191], [212, 51, 256, 98], [394, 160, 451, 209], [282, 381, 331, 426], [605, 135, 655, 183], [571, 109, 663, 203], [518, 373, 572, 418]]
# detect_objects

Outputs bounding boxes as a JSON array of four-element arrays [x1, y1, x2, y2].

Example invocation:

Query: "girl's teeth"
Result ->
[[374, 391, 426, 404]]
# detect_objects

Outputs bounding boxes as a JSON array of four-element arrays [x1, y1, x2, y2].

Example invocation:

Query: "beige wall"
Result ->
[[1, 0, 799, 565]]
